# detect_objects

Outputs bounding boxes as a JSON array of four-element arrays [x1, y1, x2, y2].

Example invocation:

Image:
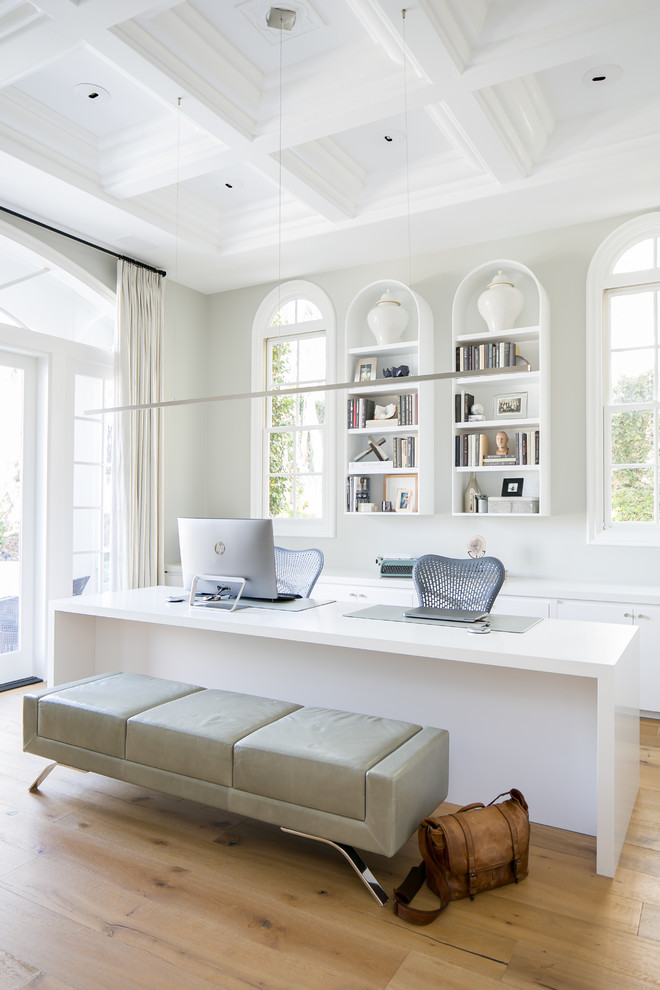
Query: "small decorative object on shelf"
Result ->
[[383, 364, 410, 378], [495, 431, 509, 456], [502, 478, 524, 497], [467, 535, 487, 558], [476, 494, 488, 513], [367, 289, 409, 345], [477, 271, 524, 333], [354, 356, 378, 381], [469, 401, 485, 422], [354, 435, 388, 462], [463, 471, 483, 513]]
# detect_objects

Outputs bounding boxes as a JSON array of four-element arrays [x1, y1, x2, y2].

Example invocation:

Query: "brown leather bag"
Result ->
[[394, 789, 530, 925]]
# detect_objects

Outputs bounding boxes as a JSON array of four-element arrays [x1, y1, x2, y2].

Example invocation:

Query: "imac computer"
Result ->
[[177, 517, 323, 611]]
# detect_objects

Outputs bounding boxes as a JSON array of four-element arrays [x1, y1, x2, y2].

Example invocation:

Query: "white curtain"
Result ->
[[113, 260, 164, 589]]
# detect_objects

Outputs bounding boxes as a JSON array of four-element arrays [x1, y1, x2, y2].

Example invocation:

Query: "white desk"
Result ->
[[48, 586, 640, 876]]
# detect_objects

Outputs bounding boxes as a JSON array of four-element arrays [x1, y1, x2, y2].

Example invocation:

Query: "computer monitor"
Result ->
[[177, 517, 280, 601]]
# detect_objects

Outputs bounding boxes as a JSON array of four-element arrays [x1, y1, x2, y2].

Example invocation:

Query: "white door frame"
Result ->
[[0, 350, 36, 684]]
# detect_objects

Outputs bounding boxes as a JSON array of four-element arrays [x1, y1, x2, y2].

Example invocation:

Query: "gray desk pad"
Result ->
[[345, 604, 541, 633]]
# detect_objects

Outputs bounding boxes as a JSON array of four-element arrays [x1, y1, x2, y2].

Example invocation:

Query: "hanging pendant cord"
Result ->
[[402, 8, 412, 291]]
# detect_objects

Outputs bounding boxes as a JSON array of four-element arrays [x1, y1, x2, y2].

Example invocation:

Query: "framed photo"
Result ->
[[354, 356, 378, 382], [502, 477, 524, 497], [494, 392, 527, 419], [383, 474, 417, 512]]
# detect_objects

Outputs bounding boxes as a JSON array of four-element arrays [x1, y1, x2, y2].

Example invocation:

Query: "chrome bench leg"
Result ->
[[28, 762, 88, 792], [281, 827, 389, 906]]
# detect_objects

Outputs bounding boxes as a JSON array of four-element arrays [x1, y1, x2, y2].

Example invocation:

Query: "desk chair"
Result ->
[[274, 547, 324, 599], [412, 554, 505, 613], [73, 575, 90, 596]]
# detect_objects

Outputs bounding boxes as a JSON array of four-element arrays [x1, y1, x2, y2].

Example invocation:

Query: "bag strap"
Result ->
[[494, 800, 525, 881], [393, 825, 452, 925]]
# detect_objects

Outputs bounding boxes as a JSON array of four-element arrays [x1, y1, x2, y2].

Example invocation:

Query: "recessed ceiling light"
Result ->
[[74, 83, 111, 103], [223, 179, 244, 191], [581, 64, 623, 88], [377, 129, 405, 147]]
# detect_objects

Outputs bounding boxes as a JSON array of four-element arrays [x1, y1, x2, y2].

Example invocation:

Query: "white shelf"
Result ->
[[455, 325, 540, 344], [348, 462, 418, 475], [455, 417, 538, 431], [455, 464, 539, 473], [349, 340, 419, 357], [451, 259, 550, 516], [344, 279, 433, 515], [349, 424, 419, 434]]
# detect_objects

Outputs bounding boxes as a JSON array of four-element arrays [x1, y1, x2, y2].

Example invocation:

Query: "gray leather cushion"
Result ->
[[126, 689, 301, 786], [234, 707, 421, 820], [37, 673, 203, 758]]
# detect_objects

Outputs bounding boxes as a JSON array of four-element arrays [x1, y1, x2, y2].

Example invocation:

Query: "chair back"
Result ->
[[412, 554, 505, 613], [0, 595, 19, 653], [73, 575, 90, 596], [274, 546, 324, 598]]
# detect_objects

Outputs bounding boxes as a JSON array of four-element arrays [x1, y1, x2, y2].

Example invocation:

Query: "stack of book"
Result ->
[[455, 433, 490, 467], [347, 397, 375, 428], [346, 475, 371, 512], [455, 341, 520, 371], [392, 436, 417, 468], [454, 390, 474, 423]]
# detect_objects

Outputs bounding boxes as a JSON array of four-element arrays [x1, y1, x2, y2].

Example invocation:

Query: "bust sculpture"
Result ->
[[496, 431, 509, 456]]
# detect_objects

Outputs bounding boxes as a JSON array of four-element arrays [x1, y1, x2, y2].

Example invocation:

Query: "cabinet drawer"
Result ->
[[315, 581, 414, 606]]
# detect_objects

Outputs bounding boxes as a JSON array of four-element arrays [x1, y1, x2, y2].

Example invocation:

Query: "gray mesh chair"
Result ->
[[412, 554, 505, 612], [73, 575, 90, 595], [0, 595, 19, 653], [274, 546, 324, 598]]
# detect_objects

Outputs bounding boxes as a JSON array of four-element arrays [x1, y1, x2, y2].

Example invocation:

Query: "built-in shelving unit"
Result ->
[[451, 260, 550, 516], [344, 279, 434, 515]]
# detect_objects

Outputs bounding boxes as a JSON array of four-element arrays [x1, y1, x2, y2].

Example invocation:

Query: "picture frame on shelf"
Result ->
[[354, 357, 378, 382], [502, 477, 524, 496], [383, 473, 417, 512], [494, 392, 527, 418]]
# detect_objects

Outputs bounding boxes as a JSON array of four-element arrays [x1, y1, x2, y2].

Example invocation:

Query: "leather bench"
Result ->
[[23, 671, 449, 904]]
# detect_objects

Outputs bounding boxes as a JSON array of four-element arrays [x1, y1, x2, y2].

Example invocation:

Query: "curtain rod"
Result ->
[[86, 365, 527, 415], [0, 205, 167, 278]]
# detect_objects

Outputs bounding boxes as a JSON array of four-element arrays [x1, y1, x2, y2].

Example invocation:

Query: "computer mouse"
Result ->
[[468, 623, 490, 634]]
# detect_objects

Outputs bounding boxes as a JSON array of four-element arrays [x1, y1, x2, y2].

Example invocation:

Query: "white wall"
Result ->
[[162, 281, 209, 566], [191, 209, 660, 589]]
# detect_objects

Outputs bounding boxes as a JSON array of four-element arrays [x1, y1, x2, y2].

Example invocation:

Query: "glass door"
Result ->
[[0, 352, 35, 683]]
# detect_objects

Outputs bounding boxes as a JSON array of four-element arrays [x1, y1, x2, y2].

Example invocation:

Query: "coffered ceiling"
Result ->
[[0, 0, 658, 293]]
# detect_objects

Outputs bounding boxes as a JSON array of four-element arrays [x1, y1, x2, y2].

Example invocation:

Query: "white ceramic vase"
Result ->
[[477, 271, 524, 333], [367, 290, 409, 345]]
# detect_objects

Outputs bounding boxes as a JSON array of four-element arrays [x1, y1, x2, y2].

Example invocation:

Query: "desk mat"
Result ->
[[345, 605, 541, 633]]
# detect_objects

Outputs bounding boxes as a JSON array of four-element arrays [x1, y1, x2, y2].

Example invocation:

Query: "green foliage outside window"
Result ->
[[610, 370, 655, 522]]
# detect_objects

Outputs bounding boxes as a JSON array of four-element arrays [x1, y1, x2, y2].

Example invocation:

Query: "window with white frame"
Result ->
[[587, 214, 660, 545], [251, 281, 335, 537]]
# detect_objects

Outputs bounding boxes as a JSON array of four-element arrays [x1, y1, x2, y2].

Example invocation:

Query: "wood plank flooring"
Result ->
[[1, 686, 660, 989]]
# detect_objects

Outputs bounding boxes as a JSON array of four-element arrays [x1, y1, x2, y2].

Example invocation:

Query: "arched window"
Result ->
[[251, 281, 335, 537], [587, 213, 660, 545]]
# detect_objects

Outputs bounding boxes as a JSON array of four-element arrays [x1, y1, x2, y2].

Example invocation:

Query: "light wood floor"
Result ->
[[1, 686, 660, 990]]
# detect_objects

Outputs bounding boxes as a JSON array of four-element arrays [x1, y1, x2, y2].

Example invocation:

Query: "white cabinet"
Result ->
[[315, 579, 414, 606], [556, 599, 660, 714], [344, 280, 434, 515], [451, 260, 550, 516], [492, 594, 551, 618]]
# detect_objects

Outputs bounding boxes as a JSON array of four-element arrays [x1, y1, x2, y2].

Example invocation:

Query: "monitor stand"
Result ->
[[189, 574, 247, 611]]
